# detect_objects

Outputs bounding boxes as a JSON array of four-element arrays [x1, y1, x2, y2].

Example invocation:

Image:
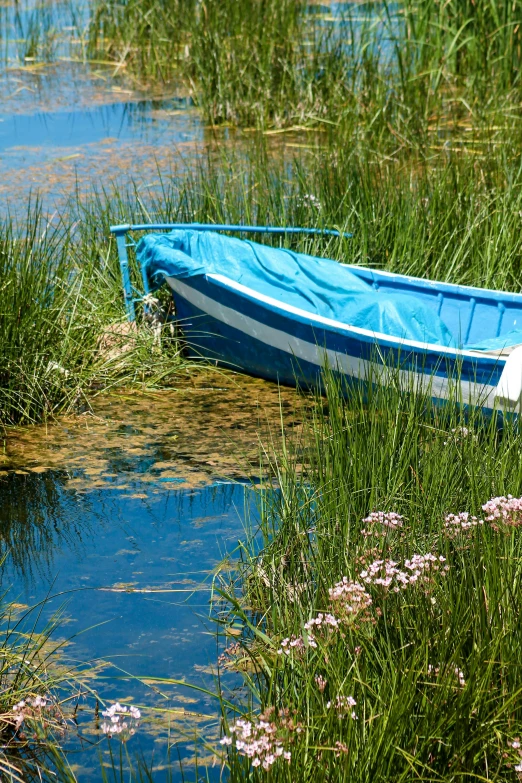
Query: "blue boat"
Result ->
[[111, 223, 522, 415]]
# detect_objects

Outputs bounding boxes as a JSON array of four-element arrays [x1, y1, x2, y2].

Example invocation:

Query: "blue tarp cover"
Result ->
[[138, 230, 458, 346]]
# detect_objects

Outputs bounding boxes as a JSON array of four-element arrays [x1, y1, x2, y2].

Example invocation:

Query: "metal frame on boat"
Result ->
[[110, 223, 522, 415]]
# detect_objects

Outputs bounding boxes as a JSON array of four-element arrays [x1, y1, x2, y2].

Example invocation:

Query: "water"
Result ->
[[0, 98, 197, 152], [1, 471, 250, 778], [0, 2, 347, 776], [0, 60, 204, 207], [0, 374, 304, 779], [0, 1, 403, 212]]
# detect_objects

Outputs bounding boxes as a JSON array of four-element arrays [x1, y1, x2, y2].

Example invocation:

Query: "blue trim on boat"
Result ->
[[167, 274, 504, 406], [109, 222, 522, 415]]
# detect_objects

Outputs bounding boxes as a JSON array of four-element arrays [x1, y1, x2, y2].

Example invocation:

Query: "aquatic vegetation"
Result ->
[[0, 130, 520, 426], [0, 592, 83, 781], [83, 0, 522, 140], [220, 708, 294, 769], [0, 201, 188, 425], [482, 495, 522, 531], [214, 376, 522, 780]]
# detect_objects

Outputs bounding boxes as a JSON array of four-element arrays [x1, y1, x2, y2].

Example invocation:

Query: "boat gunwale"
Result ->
[[357, 264, 522, 305], [198, 272, 512, 365]]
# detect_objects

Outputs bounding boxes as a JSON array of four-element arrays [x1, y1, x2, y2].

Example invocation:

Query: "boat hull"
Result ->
[[165, 274, 507, 414]]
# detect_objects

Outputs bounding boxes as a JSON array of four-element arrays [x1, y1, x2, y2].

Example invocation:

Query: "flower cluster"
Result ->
[[482, 495, 522, 531], [361, 511, 404, 538], [304, 613, 340, 633], [11, 695, 58, 733], [404, 553, 448, 583], [443, 426, 471, 445], [360, 554, 448, 592], [360, 559, 410, 591], [101, 703, 141, 740], [300, 193, 322, 210], [220, 708, 294, 770], [328, 578, 374, 625], [444, 511, 483, 538], [506, 738, 522, 775], [218, 641, 242, 668], [278, 634, 308, 656], [428, 664, 466, 688], [454, 667, 466, 687], [326, 695, 357, 720], [315, 675, 327, 693]]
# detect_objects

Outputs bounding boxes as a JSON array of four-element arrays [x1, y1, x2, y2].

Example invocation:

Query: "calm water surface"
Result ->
[[1, 374, 304, 778], [0, 1, 400, 209], [0, 2, 353, 775]]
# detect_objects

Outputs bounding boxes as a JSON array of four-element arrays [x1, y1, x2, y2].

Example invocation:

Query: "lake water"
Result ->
[[0, 2, 379, 776], [0, 1, 400, 211], [1, 373, 305, 778]]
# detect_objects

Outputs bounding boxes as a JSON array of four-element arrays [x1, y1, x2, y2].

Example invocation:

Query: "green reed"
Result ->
[[0, 584, 86, 781], [214, 369, 522, 781], [3, 134, 522, 425], [0, 197, 189, 426], [85, 0, 522, 132], [0, 209, 85, 425]]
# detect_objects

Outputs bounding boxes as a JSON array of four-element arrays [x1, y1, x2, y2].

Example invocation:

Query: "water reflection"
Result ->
[[0, 470, 91, 583], [0, 471, 253, 779], [0, 98, 198, 153], [0, 373, 303, 779]]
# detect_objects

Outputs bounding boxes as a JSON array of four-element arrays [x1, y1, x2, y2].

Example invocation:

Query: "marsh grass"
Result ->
[[4, 135, 522, 425], [85, 0, 522, 136], [0, 587, 84, 781], [214, 368, 522, 780], [0, 198, 191, 425]]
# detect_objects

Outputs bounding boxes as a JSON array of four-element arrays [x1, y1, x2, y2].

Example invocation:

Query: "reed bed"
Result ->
[[3, 137, 522, 425], [0, 588, 84, 782], [213, 371, 522, 781], [85, 0, 522, 133], [2, 0, 522, 779], [0, 199, 189, 426]]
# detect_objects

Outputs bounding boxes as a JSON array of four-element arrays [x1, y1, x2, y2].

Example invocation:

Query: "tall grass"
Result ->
[[0, 199, 189, 426], [215, 370, 522, 780], [0, 210, 89, 425], [0, 585, 84, 781], [86, 0, 522, 132], [3, 137, 522, 425]]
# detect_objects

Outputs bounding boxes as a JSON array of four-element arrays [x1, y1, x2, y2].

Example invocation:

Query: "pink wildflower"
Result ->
[[328, 578, 373, 625], [361, 511, 404, 538], [482, 495, 522, 531], [403, 554, 449, 585], [315, 675, 327, 693], [359, 554, 448, 592], [326, 695, 357, 719], [506, 736, 522, 776], [101, 703, 141, 741], [304, 613, 340, 634], [428, 664, 465, 687], [11, 694, 60, 733], [221, 711, 293, 769], [444, 512, 483, 537], [277, 634, 308, 656], [443, 427, 471, 445]]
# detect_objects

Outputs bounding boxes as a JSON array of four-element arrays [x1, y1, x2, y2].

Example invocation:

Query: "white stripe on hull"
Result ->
[[166, 277, 498, 407]]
